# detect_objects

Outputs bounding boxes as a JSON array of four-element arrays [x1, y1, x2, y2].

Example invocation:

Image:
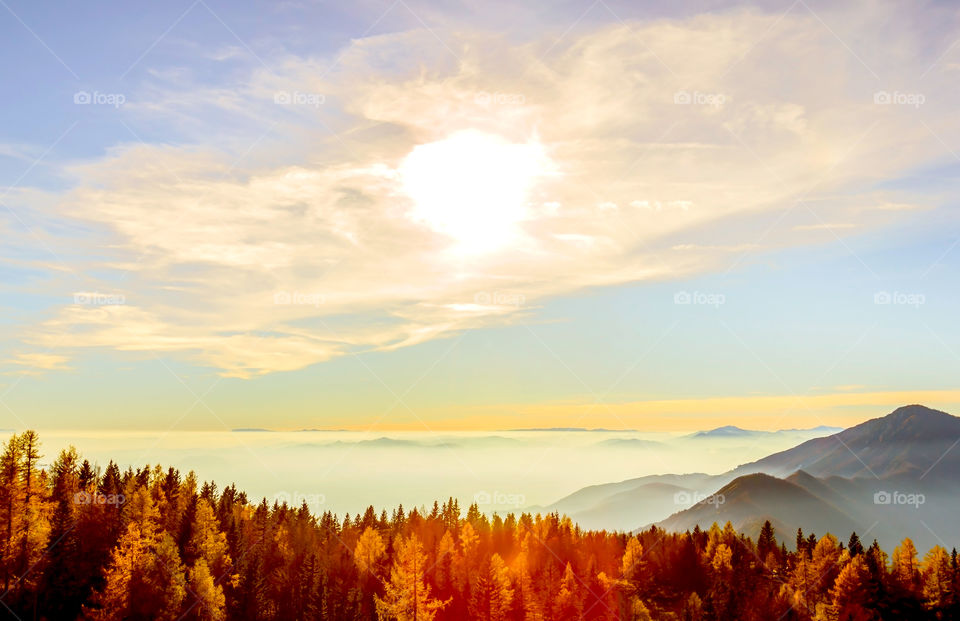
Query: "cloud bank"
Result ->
[[9, 4, 959, 376]]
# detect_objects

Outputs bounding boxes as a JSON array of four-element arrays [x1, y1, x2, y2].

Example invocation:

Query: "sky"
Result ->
[[1, 0, 960, 433]]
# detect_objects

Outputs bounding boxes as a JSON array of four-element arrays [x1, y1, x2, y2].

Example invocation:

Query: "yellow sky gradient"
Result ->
[[352, 390, 960, 432]]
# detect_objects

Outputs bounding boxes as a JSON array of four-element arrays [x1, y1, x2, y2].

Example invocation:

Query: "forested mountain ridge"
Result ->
[[1, 431, 959, 620]]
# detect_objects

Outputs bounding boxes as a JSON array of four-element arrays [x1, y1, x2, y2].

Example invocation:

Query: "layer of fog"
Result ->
[[36, 428, 836, 519]]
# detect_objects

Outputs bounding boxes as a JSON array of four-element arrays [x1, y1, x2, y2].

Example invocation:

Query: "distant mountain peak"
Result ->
[[736, 404, 960, 480], [887, 404, 950, 420], [893, 403, 944, 412], [690, 425, 753, 438], [841, 404, 956, 441], [711, 425, 747, 433], [688, 424, 840, 439]]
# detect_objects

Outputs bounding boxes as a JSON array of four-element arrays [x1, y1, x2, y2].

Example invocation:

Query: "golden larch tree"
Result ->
[[376, 534, 449, 621]]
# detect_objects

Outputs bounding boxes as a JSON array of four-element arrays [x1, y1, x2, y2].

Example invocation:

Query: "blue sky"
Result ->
[[1, 0, 959, 431]]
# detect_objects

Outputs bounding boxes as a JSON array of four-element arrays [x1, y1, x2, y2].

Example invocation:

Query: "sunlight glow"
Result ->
[[400, 130, 553, 252]]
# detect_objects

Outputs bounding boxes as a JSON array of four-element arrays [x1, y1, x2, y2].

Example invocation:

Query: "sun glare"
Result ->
[[400, 130, 552, 253]]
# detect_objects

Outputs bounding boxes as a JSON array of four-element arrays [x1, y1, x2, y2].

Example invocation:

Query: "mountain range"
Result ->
[[686, 424, 841, 439], [542, 405, 960, 551]]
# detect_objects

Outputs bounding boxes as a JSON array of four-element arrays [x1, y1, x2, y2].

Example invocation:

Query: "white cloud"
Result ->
[[10, 4, 960, 376], [5, 352, 71, 374]]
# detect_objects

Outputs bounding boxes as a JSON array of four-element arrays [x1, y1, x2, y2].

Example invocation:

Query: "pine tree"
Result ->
[[375, 534, 448, 621], [187, 498, 234, 585], [39, 447, 86, 619], [18, 431, 42, 579], [553, 562, 581, 620], [810, 534, 841, 599], [186, 559, 226, 621], [708, 543, 734, 618], [455, 520, 481, 598], [355, 525, 387, 618], [711, 544, 732, 573], [354, 525, 386, 577], [83, 523, 146, 620], [620, 537, 645, 586], [847, 532, 864, 557], [433, 530, 456, 596], [131, 533, 188, 621], [757, 520, 776, 562], [830, 554, 870, 619], [893, 538, 921, 594], [923, 546, 952, 612], [0, 431, 51, 608], [123, 485, 161, 537], [784, 548, 817, 614], [486, 553, 514, 621]]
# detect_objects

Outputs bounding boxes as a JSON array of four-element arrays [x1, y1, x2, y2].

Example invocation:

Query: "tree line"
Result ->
[[0, 430, 958, 620]]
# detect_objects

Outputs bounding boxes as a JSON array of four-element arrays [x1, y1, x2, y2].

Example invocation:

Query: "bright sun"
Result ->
[[400, 130, 552, 253]]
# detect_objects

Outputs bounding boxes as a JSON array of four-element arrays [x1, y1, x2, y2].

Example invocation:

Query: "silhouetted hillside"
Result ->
[[657, 473, 858, 540]]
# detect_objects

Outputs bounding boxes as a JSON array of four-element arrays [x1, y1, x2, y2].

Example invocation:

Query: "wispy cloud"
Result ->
[[9, 5, 960, 377], [5, 352, 71, 374]]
